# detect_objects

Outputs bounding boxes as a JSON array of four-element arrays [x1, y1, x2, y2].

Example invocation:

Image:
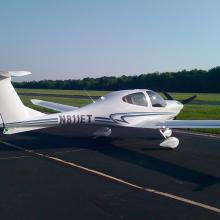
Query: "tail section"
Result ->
[[0, 71, 44, 125]]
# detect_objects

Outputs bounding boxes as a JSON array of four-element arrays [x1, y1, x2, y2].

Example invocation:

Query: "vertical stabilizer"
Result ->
[[0, 71, 44, 124]]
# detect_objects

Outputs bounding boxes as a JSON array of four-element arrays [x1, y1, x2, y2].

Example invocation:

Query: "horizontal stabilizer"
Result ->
[[0, 71, 31, 78], [31, 99, 78, 112]]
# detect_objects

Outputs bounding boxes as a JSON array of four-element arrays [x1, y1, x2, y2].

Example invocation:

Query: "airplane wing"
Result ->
[[161, 120, 220, 128], [136, 120, 220, 129], [31, 99, 78, 113]]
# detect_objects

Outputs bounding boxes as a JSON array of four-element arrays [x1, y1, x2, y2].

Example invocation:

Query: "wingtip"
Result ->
[[31, 99, 41, 104]]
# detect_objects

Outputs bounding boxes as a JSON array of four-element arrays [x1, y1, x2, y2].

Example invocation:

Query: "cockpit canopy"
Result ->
[[146, 91, 166, 107], [122, 92, 148, 107], [122, 90, 166, 107]]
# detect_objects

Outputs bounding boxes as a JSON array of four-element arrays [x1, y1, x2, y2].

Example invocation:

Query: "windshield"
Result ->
[[122, 92, 148, 107], [146, 91, 166, 107]]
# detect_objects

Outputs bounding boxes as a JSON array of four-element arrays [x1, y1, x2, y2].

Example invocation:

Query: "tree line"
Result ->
[[13, 67, 220, 92]]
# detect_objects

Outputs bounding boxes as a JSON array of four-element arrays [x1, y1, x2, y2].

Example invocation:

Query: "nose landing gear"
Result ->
[[159, 128, 179, 149]]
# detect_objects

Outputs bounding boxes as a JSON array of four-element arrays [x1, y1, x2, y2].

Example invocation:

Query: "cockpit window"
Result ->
[[122, 92, 148, 107], [146, 91, 166, 107]]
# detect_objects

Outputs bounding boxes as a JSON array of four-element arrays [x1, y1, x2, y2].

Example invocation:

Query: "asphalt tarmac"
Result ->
[[0, 125, 219, 220]]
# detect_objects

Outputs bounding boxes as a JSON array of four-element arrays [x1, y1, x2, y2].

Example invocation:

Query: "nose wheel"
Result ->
[[159, 128, 179, 149]]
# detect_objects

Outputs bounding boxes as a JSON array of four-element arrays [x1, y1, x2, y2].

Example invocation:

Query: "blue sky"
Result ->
[[0, 0, 220, 80]]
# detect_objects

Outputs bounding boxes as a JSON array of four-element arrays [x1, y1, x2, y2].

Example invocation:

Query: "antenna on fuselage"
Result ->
[[83, 89, 96, 103]]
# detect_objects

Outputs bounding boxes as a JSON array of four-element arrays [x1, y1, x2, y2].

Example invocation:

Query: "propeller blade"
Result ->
[[162, 92, 197, 105], [181, 95, 197, 104], [162, 91, 173, 100]]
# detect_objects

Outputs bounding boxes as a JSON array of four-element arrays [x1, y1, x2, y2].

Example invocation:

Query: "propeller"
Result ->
[[163, 91, 173, 100], [181, 95, 197, 104], [162, 92, 197, 104]]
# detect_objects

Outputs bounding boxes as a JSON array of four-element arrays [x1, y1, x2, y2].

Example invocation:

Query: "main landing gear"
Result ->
[[159, 128, 179, 149]]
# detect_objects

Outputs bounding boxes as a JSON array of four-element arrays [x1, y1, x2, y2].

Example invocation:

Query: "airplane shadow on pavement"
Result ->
[[0, 125, 219, 192]]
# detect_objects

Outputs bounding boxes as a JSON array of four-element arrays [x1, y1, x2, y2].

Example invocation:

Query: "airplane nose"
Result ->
[[166, 100, 183, 112], [179, 102, 184, 109], [177, 100, 183, 106], [175, 101, 184, 110]]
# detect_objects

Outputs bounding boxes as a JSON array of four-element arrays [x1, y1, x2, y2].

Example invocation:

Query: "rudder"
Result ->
[[0, 71, 44, 124]]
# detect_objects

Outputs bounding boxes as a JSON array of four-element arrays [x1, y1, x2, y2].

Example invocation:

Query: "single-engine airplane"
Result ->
[[0, 71, 220, 149]]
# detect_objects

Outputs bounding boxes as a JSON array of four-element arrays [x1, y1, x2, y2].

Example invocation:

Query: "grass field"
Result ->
[[17, 88, 220, 102], [162, 93, 220, 102], [17, 88, 108, 96], [16, 89, 220, 135]]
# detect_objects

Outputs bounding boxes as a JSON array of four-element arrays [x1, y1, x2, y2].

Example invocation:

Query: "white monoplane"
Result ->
[[1, 71, 220, 149]]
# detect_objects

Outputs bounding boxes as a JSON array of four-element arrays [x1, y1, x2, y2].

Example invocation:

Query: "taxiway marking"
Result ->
[[54, 149, 86, 154], [0, 140, 220, 214], [0, 155, 30, 160], [0, 148, 86, 160]]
